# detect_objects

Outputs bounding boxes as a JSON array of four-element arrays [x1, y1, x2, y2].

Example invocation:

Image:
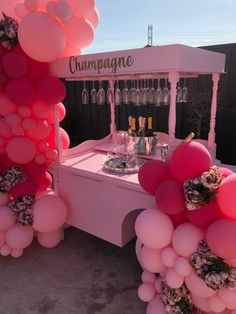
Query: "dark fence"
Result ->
[[61, 43, 236, 165]]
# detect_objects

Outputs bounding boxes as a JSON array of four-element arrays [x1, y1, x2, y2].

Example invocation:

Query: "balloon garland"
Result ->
[[0, 0, 99, 257], [136, 141, 236, 313]]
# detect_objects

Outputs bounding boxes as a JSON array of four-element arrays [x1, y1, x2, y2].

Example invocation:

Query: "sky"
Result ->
[[84, 0, 236, 54]]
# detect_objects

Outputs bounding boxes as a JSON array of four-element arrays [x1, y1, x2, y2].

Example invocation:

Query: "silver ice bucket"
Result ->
[[135, 136, 158, 155]]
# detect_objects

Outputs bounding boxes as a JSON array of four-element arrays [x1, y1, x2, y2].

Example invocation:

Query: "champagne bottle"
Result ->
[[183, 132, 195, 142], [146, 116, 154, 137], [137, 116, 146, 137]]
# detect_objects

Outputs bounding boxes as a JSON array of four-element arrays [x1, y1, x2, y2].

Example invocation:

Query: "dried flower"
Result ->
[[201, 166, 223, 190], [0, 12, 18, 50]]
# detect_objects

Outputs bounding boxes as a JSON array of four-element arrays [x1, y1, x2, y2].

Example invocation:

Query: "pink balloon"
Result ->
[[11, 248, 23, 258], [27, 119, 51, 140], [174, 257, 193, 277], [0, 206, 16, 231], [1, 0, 20, 19], [0, 230, 5, 249], [65, 17, 95, 48], [32, 195, 67, 233], [218, 288, 236, 310], [47, 126, 70, 149], [0, 191, 9, 207], [0, 243, 11, 256], [22, 118, 36, 131], [11, 125, 24, 136], [37, 76, 66, 105], [6, 113, 21, 126], [0, 153, 14, 169], [6, 224, 34, 249], [17, 106, 31, 118], [22, 160, 47, 180], [37, 228, 62, 248], [170, 141, 212, 183], [172, 223, 205, 257], [217, 174, 236, 220], [10, 177, 38, 198], [47, 102, 66, 124], [141, 271, 157, 285], [140, 246, 167, 273], [138, 160, 171, 195], [219, 167, 234, 177], [0, 92, 17, 116], [146, 296, 167, 314], [62, 43, 81, 58], [169, 210, 188, 228], [45, 149, 58, 161], [37, 171, 53, 192], [15, 3, 28, 19], [186, 200, 223, 230], [24, 0, 38, 12], [208, 294, 226, 313], [55, 1, 72, 21], [26, 57, 49, 82], [155, 179, 186, 215], [32, 99, 53, 119], [18, 12, 66, 62], [38, 141, 49, 152], [207, 219, 236, 259], [160, 246, 178, 267], [138, 283, 156, 302], [86, 7, 99, 29], [68, 0, 95, 18], [166, 268, 184, 289], [191, 294, 212, 312], [0, 119, 13, 138], [135, 208, 174, 249], [185, 272, 216, 298], [6, 136, 37, 164], [2, 51, 28, 79], [154, 277, 163, 293], [6, 78, 36, 106]]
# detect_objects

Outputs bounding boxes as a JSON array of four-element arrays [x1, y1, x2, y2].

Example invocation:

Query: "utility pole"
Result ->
[[148, 24, 153, 46]]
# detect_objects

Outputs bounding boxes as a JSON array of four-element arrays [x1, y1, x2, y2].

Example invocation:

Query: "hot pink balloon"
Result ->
[[22, 160, 47, 179], [0, 93, 17, 116], [6, 78, 36, 106], [170, 141, 212, 183], [37, 228, 62, 248], [66, 17, 95, 48], [135, 208, 174, 249], [219, 167, 234, 177], [6, 136, 37, 164], [47, 126, 70, 149], [6, 224, 34, 249], [22, 118, 36, 131], [0, 230, 5, 249], [2, 51, 28, 79], [27, 119, 51, 140], [32, 99, 53, 119], [37, 76, 66, 105], [0, 153, 14, 169], [138, 160, 171, 195], [138, 283, 156, 303], [47, 102, 66, 124], [37, 171, 53, 192], [217, 174, 236, 220], [11, 125, 24, 136], [17, 106, 31, 118], [24, 0, 38, 12], [146, 296, 167, 314], [18, 12, 66, 62], [166, 268, 184, 289], [6, 113, 21, 126], [0, 206, 15, 231], [140, 246, 167, 273], [172, 222, 205, 257], [206, 219, 236, 259], [155, 179, 186, 215], [32, 195, 67, 233], [10, 177, 38, 198], [26, 57, 49, 82], [186, 200, 223, 230], [86, 7, 99, 29], [169, 210, 188, 228], [68, 0, 95, 18], [185, 272, 216, 298], [0, 119, 12, 138]]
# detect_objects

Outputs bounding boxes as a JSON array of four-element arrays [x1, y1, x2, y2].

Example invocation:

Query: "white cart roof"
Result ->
[[50, 44, 225, 81]]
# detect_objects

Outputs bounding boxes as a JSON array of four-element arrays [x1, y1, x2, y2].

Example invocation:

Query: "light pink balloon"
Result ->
[[67, 0, 95, 18], [160, 246, 178, 267], [140, 246, 167, 273], [24, 0, 38, 12], [11, 248, 24, 258], [18, 12, 66, 62], [224, 258, 236, 267], [191, 294, 212, 312], [32, 195, 67, 233], [0, 206, 16, 231], [0, 243, 11, 256], [6, 113, 21, 126], [0, 230, 5, 249], [62, 42, 81, 58], [172, 223, 205, 257], [0, 93, 17, 116], [46, 1, 57, 16], [27, 119, 51, 140], [66, 17, 94, 48], [185, 272, 216, 298], [6, 225, 34, 249], [6, 136, 37, 164], [135, 208, 174, 249], [0, 192, 9, 207], [154, 277, 163, 293], [174, 257, 193, 277], [47, 102, 66, 124], [166, 268, 184, 289], [207, 294, 226, 313], [86, 7, 99, 29], [37, 228, 62, 248], [55, 1, 72, 21], [138, 283, 156, 303], [146, 295, 167, 314], [15, 3, 28, 19], [218, 288, 236, 310], [141, 271, 157, 285], [1, 0, 20, 19]]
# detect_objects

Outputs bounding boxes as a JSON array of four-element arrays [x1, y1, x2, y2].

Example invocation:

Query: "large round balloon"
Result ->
[[217, 173, 236, 220], [67, 0, 95, 18], [2, 51, 28, 79], [18, 12, 66, 62], [140, 245, 166, 273], [32, 195, 67, 233], [0, 93, 16, 116], [138, 160, 171, 195], [37, 76, 66, 105], [135, 208, 174, 249], [206, 219, 236, 259], [37, 229, 62, 248], [65, 17, 94, 48], [6, 78, 36, 106], [155, 179, 186, 215], [170, 141, 212, 183], [6, 225, 34, 249], [6, 136, 37, 164]]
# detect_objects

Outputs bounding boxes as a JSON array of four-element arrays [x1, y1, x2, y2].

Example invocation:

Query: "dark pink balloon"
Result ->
[[170, 141, 212, 183], [2, 51, 28, 78], [47, 126, 70, 149], [37, 76, 66, 104], [0, 153, 14, 169], [22, 160, 48, 181], [219, 167, 234, 177], [47, 102, 66, 124], [169, 211, 188, 228], [37, 171, 53, 192], [206, 219, 236, 259], [10, 177, 38, 198], [26, 57, 49, 81], [186, 200, 223, 229], [138, 160, 171, 195], [217, 173, 236, 220], [6, 78, 36, 106], [155, 179, 185, 214]]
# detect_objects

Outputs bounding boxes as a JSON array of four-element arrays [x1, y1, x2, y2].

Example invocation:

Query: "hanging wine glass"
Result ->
[[141, 79, 148, 105], [91, 81, 97, 104], [155, 78, 162, 107], [162, 78, 170, 105], [82, 81, 89, 104], [135, 80, 141, 106], [122, 80, 130, 104], [97, 81, 105, 105], [114, 80, 122, 106], [106, 85, 114, 104], [176, 81, 182, 103], [182, 78, 188, 102], [129, 80, 136, 103]]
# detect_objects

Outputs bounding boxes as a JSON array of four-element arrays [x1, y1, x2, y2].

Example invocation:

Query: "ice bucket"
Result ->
[[135, 136, 158, 155]]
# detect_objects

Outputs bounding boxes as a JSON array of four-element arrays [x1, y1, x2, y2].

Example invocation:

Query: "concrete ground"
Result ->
[[0, 227, 146, 314]]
